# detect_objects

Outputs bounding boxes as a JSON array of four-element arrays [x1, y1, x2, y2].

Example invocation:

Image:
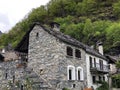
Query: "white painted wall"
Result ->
[[86, 53, 108, 89], [109, 64, 117, 74]]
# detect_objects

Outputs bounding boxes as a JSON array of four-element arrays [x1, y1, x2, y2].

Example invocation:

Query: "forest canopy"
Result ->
[[0, 0, 120, 55]]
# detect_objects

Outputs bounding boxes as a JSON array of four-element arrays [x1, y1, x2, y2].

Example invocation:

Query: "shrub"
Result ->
[[62, 87, 70, 90], [96, 81, 109, 90]]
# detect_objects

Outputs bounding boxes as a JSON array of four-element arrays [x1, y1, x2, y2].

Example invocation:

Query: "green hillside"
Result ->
[[0, 0, 120, 55]]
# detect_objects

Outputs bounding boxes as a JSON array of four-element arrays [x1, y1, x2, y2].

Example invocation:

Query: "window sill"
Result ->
[[66, 55, 73, 58], [66, 55, 81, 60], [68, 80, 76, 82], [93, 82, 100, 85], [75, 57, 81, 60], [77, 80, 84, 82]]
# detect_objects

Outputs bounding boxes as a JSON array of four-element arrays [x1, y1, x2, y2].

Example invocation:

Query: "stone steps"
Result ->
[[25, 68, 50, 89]]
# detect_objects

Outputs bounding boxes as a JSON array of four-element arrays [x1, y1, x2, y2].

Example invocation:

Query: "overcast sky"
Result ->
[[0, 0, 50, 33]]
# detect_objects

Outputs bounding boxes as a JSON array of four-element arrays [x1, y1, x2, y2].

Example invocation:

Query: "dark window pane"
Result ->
[[94, 58, 96, 67], [5, 73, 7, 79], [92, 76, 96, 83], [36, 32, 39, 37], [103, 76, 105, 81], [36, 32, 39, 39], [67, 47, 73, 56], [90, 57, 92, 68], [73, 84, 76, 88], [99, 60, 103, 70], [99, 76, 101, 81], [75, 49, 81, 58], [13, 75, 15, 83], [69, 69, 72, 80], [78, 70, 81, 80]]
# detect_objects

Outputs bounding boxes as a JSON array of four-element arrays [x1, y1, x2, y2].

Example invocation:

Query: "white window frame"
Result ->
[[67, 65, 75, 80], [77, 67, 84, 81]]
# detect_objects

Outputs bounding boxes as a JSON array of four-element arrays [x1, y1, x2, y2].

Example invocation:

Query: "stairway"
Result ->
[[24, 68, 53, 90]]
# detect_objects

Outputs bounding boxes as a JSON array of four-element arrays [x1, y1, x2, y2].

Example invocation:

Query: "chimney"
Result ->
[[2, 48, 5, 54], [97, 42, 104, 55], [50, 22, 60, 32]]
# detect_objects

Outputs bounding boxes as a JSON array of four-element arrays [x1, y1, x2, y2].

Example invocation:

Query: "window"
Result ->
[[75, 49, 81, 58], [99, 76, 102, 81], [21, 85, 24, 90], [69, 69, 72, 80], [103, 76, 105, 81], [99, 60, 103, 70], [108, 64, 110, 69], [78, 70, 81, 80], [94, 58, 96, 67], [77, 67, 84, 81], [66, 46, 73, 56], [13, 75, 15, 83], [67, 65, 75, 80], [73, 84, 76, 88], [90, 56, 93, 68], [36, 32, 39, 39], [92, 76, 96, 83], [5, 73, 7, 79]]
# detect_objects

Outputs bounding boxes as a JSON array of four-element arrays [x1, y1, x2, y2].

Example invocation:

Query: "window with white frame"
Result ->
[[67, 65, 75, 80], [77, 67, 84, 81]]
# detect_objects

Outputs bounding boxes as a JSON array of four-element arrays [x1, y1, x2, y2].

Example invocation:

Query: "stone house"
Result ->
[[106, 55, 117, 90], [15, 22, 109, 90], [15, 22, 87, 90], [106, 55, 117, 74]]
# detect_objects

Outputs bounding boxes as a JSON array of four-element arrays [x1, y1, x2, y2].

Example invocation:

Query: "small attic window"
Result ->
[[36, 32, 39, 39], [5, 73, 8, 79], [66, 46, 73, 56]]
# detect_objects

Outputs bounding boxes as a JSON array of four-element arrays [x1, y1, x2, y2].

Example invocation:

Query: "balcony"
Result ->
[[90, 63, 109, 74]]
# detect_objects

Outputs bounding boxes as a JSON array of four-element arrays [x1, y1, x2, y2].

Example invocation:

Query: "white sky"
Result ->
[[0, 0, 50, 33]]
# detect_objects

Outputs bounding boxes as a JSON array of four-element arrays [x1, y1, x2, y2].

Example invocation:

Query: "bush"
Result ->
[[112, 74, 120, 88], [96, 81, 109, 90], [62, 87, 70, 90]]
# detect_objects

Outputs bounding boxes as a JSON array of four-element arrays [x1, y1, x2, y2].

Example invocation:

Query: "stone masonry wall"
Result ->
[[0, 60, 25, 89], [28, 25, 87, 90]]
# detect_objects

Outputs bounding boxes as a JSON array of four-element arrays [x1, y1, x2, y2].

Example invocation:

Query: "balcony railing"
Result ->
[[90, 63, 109, 74]]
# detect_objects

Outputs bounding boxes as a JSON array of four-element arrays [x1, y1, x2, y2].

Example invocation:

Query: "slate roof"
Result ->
[[105, 55, 117, 64], [2, 51, 19, 61], [15, 22, 107, 60]]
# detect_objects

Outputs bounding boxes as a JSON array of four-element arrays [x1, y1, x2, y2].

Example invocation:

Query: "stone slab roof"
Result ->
[[105, 55, 117, 64], [2, 51, 19, 61], [15, 22, 107, 60]]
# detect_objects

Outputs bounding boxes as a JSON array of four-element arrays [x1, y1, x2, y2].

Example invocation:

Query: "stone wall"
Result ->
[[0, 60, 25, 89], [28, 25, 87, 90]]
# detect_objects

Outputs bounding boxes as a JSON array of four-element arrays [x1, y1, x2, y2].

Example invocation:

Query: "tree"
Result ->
[[82, 19, 95, 44], [28, 6, 48, 23], [106, 23, 120, 47], [76, 0, 96, 15], [64, 23, 84, 41], [47, 0, 76, 17], [113, 1, 120, 18]]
